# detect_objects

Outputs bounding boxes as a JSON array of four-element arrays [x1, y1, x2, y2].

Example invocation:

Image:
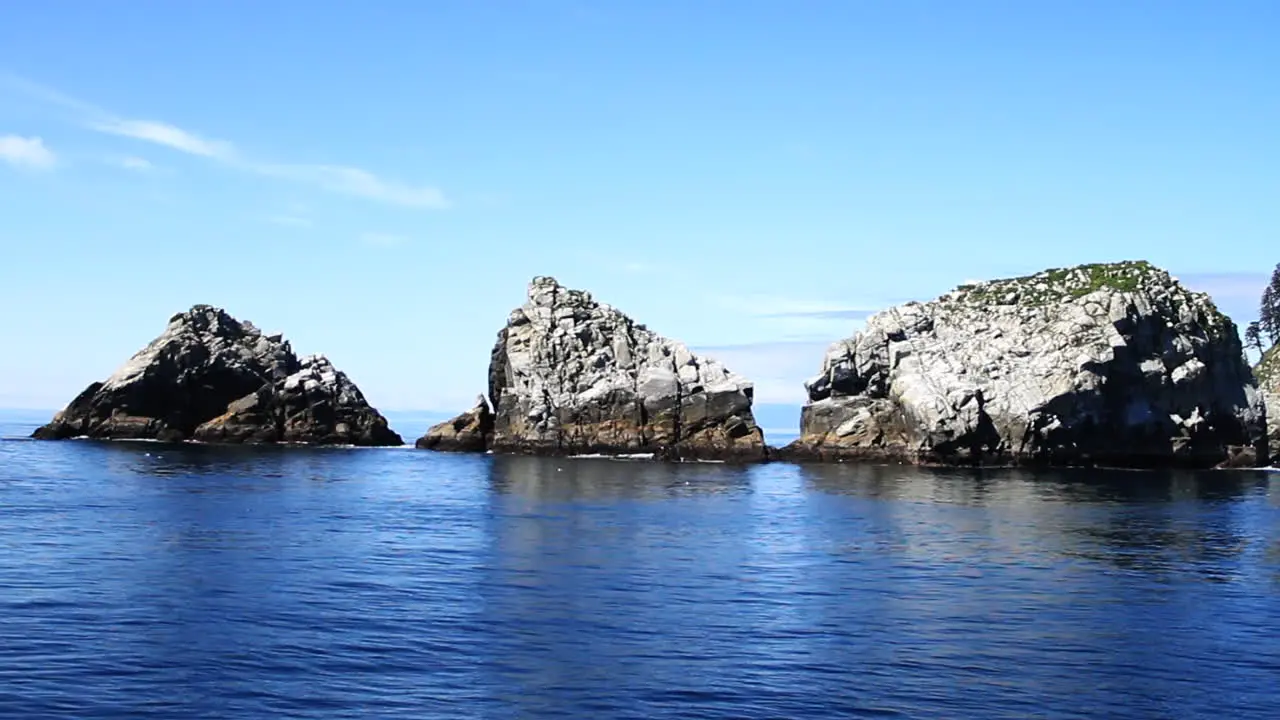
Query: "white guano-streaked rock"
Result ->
[[419, 276, 767, 460], [782, 261, 1267, 468]]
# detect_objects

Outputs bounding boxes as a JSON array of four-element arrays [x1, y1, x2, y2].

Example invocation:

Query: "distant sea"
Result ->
[[1, 409, 1277, 719]]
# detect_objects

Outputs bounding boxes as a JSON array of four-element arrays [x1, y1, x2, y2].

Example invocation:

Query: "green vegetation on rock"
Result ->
[[954, 260, 1171, 306], [942, 260, 1235, 340]]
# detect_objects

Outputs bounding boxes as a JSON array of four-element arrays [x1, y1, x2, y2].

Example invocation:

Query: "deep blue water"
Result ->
[[2, 411, 1279, 719]]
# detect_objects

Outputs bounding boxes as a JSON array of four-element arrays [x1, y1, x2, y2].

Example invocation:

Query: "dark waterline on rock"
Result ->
[[2, 412, 1278, 719]]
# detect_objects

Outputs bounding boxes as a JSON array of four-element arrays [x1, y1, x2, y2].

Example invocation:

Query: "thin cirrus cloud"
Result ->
[[109, 155, 156, 172], [709, 293, 888, 340], [90, 118, 232, 159], [691, 339, 831, 405], [359, 232, 410, 248], [2, 74, 449, 209], [712, 294, 886, 319], [257, 164, 448, 208], [267, 215, 313, 228], [758, 308, 877, 321], [0, 134, 56, 170]]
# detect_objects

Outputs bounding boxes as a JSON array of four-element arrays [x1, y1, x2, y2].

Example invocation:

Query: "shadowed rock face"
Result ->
[[417, 277, 767, 461], [780, 262, 1267, 468], [32, 305, 402, 446]]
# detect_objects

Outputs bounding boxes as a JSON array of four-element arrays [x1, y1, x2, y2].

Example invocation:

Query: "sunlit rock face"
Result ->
[[1256, 346, 1279, 464], [417, 277, 767, 461], [780, 262, 1266, 468]]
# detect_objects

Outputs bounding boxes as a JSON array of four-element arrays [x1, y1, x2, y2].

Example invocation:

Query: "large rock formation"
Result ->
[[779, 261, 1267, 468], [1256, 346, 1279, 462], [416, 277, 767, 461], [33, 305, 402, 446]]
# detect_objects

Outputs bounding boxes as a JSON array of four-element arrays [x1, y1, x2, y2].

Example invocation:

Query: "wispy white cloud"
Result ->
[[3, 74, 450, 208], [268, 215, 313, 228], [359, 232, 410, 248], [90, 118, 233, 159], [0, 135, 56, 170], [708, 293, 887, 341], [259, 164, 448, 209], [693, 340, 831, 405], [711, 294, 882, 318], [109, 155, 155, 172]]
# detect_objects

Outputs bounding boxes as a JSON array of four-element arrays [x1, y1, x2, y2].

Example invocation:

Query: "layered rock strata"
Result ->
[[780, 261, 1267, 468], [416, 277, 767, 461], [33, 305, 402, 446]]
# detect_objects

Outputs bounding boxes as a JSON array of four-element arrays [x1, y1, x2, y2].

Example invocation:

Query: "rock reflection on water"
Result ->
[[796, 462, 1276, 584], [487, 454, 753, 500]]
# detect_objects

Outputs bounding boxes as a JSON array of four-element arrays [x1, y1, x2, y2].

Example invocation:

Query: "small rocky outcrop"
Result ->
[[417, 277, 767, 461], [779, 261, 1267, 468], [1256, 347, 1279, 462], [33, 305, 402, 446], [415, 396, 494, 452]]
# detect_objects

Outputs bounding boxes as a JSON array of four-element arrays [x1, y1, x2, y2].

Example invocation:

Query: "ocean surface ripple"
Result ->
[[2, 413, 1278, 719]]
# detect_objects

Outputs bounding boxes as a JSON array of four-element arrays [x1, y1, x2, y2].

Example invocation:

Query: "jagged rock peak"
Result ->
[[781, 260, 1267, 468], [33, 306, 401, 446], [170, 303, 249, 329], [283, 355, 366, 407], [418, 276, 767, 461], [100, 304, 296, 396]]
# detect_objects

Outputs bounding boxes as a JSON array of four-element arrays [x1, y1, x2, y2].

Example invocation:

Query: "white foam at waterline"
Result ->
[[73, 435, 166, 443]]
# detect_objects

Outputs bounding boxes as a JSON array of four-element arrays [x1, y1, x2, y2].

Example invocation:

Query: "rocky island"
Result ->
[[417, 276, 767, 461], [779, 261, 1268, 468], [32, 305, 402, 446]]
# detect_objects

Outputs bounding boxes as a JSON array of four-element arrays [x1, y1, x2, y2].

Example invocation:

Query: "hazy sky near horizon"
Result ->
[[1, 1, 1277, 411]]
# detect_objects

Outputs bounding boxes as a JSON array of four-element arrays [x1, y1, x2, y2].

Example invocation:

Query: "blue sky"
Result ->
[[1, 0, 1277, 414]]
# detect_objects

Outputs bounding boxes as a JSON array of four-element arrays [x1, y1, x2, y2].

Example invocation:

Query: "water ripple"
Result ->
[[0, 419, 1277, 718]]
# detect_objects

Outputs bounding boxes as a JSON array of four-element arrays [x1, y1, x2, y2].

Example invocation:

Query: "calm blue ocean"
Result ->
[[1, 410, 1277, 719]]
